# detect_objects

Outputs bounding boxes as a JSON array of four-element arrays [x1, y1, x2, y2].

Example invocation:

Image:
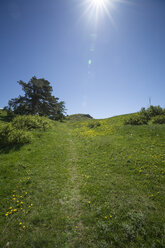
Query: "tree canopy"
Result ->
[[5, 76, 65, 120]]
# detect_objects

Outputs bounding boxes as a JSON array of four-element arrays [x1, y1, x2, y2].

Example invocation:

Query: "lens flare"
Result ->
[[91, 0, 108, 8], [78, 0, 131, 26], [80, 0, 116, 27]]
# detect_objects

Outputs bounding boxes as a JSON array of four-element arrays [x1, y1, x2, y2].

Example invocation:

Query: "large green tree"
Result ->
[[5, 76, 65, 120]]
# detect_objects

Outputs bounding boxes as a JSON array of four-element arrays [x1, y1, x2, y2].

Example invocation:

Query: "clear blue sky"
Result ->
[[0, 0, 165, 118]]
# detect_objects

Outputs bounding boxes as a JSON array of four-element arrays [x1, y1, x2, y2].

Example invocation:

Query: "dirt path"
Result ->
[[59, 130, 84, 247]]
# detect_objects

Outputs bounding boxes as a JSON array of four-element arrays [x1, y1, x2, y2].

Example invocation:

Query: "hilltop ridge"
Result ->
[[65, 113, 93, 121]]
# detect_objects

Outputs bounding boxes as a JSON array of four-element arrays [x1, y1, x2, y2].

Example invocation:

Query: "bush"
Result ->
[[139, 107, 150, 122], [124, 115, 148, 125], [95, 122, 101, 127], [12, 115, 52, 130], [140, 105, 165, 120], [145, 105, 164, 117], [151, 115, 165, 124], [0, 124, 32, 146], [0, 115, 52, 146], [88, 123, 95, 129], [125, 105, 165, 125], [87, 122, 101, 129]]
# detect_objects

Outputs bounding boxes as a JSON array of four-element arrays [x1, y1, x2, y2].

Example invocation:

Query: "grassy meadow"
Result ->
[[0, 111, 165, 247]]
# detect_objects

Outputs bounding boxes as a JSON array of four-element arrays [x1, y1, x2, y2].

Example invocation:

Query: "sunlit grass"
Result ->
[[0, 110, 165, 247]]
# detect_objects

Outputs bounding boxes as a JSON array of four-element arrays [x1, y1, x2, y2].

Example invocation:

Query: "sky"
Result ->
[[0, 0, 165, 119]]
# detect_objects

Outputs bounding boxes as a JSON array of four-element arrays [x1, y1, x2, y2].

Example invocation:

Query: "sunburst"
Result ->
[[91, 0, 109, 8], [80, 0, 116, 27]]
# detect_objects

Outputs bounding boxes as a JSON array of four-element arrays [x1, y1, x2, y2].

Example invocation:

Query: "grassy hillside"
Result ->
[[65, 114, 93, 121], [0, 112, 165, 247]]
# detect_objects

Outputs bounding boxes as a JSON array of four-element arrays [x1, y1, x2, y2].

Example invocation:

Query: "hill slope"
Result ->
[[0, 113, 165, 247], [66, 113, 93, 121]]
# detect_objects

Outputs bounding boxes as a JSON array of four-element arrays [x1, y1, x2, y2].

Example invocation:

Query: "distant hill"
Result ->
[[66, 114, 93, 121]]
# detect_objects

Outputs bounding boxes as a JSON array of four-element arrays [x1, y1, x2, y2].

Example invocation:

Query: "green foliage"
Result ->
[[0, 110, 14, 123], [0, 124, 32, 146], [125, 105, 165, 125], [0, 115, 53, 146], [87, 123, 95, 128], [5, 76, 65, 120], [145, 105, 165, 117], [151, 115, 165, 124], [87, 121, 101, 128], [12, 115, 53, 130], [124, 114, 148, 125]]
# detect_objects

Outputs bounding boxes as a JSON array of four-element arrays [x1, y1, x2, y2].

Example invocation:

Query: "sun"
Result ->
[[81, 0, 128, 24], [82, 0, 114, 22], [91, 0, 108, 8], [79, 0, 118, 28]]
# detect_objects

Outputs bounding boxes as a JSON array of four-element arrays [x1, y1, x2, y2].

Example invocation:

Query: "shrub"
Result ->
[[0, 124, 32, 146], [140, 105, 165, 120], [12, 115, 52, 130], [0, 115, 53, 146], [139, 107, 150, 122], [151, 115, 165, 124], [87, 122, 101, 129], [88, 123, 95, 129], [124, 115, 148, 125], [146, 105, 164, 117], [125, 105, 165, 125], [95, 122, 101, 127]]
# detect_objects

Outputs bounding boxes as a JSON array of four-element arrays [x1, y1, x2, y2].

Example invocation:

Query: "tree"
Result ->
[[5, 76, 65, 120]]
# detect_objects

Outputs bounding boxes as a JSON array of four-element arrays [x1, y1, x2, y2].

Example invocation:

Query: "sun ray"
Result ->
[[78, 0, 116, 27], [75, 0, 133, 31]]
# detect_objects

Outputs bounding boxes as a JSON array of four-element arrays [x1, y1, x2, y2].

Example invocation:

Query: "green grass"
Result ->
[[0, 111, 165, 247]]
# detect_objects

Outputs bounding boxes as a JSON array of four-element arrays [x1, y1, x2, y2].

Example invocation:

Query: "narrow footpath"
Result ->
[[59, 129, 85, 247]]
